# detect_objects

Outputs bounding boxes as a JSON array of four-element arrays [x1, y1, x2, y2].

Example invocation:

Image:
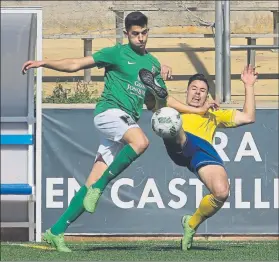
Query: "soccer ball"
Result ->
[[151, 107, 182, 139]]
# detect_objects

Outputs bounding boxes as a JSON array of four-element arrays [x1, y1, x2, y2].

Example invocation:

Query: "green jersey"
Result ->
[[92, 43, 167, 121]]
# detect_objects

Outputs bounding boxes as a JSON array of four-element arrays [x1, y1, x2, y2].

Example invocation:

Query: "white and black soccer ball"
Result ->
[[151, 107, 182, 139]]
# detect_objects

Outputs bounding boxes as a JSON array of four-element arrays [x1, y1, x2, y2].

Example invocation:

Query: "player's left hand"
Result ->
[[241, 64, 258, 87], [161, 65, 173, 80]]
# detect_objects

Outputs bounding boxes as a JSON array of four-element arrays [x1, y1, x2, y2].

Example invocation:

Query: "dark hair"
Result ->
[[187, 73, 209, 91], [125, 11, 148, 31]]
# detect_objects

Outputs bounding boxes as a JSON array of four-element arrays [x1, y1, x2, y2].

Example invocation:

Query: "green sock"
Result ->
[[50, 185, 87, 235], [92, 144, 139, 192]]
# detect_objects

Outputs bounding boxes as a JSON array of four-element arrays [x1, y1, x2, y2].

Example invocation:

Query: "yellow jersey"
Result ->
[[181, 109, 237, 144]]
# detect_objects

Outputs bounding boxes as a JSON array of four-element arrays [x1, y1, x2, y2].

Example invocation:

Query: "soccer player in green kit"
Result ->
[[22, 11, 216, 252]]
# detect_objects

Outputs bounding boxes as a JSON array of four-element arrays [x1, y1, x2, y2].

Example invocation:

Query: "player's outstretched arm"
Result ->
[[233, 64, 258, 126], [22, 56, 96, 75], [144, 93, 219, 114], [167, 96, 219, 114]]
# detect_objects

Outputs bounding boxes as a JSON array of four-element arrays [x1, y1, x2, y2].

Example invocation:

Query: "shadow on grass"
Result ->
[[77, 244, 223, 252]]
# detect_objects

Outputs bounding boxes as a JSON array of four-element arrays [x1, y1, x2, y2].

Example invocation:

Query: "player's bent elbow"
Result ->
[[245, 116, 255, 124], [235, 114, 255, 125], [59, 58, 82, 73], [250, 119, 255, 124], [70, 57, 94, 72], [70, 62, 82, 72]]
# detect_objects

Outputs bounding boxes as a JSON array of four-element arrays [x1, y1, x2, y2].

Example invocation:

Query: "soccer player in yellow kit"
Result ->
[[155, 65, 258, 250]]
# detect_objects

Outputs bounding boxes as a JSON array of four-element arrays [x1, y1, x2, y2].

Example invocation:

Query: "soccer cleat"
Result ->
[[181, 215, 196, 251], [83, 187, 102, 213], [43, 229, 71, 252], [139, 68, 168, 100]]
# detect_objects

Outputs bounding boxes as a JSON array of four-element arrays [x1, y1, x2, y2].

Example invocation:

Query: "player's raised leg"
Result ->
[[139, 68, 168, 109], [139, 68, 168, 100], [84, 127, 148, 213], [83, 110, 149, 213], [181, 165, 229, 250]]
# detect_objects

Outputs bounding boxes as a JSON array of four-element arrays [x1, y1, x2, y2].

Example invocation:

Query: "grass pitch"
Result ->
[[1, 240, 278, 261]]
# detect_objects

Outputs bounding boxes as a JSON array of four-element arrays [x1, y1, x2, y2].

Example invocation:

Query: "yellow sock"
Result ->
[[188, 194, 224, 230]]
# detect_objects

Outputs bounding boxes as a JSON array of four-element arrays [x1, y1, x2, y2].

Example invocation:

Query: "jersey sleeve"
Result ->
[[215, 109, 237, 128], [92, 44, 120, 68]]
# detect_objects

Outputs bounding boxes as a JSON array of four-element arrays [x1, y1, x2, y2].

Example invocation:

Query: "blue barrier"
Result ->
[[0, 134, 33, 145], [1, 136, 33, 195], [0, 184, 32, 195]]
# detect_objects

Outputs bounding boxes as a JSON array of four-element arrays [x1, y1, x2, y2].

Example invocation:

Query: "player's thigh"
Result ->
[[94, 108, 148, 154], [94, 109, 139, 142], [198, 165, 229, 201]]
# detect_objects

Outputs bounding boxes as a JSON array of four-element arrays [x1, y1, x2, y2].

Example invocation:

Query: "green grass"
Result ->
[[1, 240, 278, 261]]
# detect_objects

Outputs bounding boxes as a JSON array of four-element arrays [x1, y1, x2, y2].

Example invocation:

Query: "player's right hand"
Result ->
[[21, 60, 43, 75], [199, 100, 219, 114]]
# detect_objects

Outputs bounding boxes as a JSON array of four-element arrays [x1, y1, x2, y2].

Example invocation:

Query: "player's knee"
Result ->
[[133, 137, 149, 154], [213, 182, 230, 202]]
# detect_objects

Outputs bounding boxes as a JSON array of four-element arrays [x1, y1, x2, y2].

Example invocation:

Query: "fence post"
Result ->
[[246, 37, 256, 67], [215, 1, 223, 102], [223, 0, 231, 103], [115, 11, 124, 44], [83, 39, 92, 82], [272, 11, 279, 52]]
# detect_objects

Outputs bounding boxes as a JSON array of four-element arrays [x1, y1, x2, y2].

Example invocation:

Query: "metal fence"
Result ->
[[215, 1, 278, 103], [42, 3, 279, 102]]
